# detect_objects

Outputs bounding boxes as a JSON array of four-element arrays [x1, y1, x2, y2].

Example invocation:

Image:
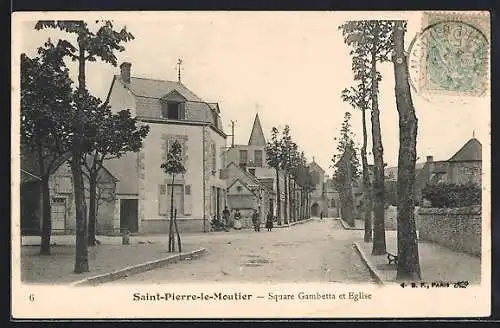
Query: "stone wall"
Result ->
[[416, 205, 481, 257]]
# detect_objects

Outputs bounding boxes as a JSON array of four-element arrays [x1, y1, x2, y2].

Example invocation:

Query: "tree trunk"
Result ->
[[283, 175, 288, 224], [275, 168, 282, 225], [393, 21, 421, 280], [88, 172, 97, 246], [370, 25, 387, 255], [40, 174, 51, 255], [72, 155, 89, 273], [361, 107, 373, 242], [169, 175, 175, 252], [74, 39, 89, 273], [345, 151, 355, 227], [173, 208, 182, 253]]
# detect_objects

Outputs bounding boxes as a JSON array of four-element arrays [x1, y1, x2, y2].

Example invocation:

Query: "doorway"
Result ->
[[51, 197, 66, 234], [120, 199, 139, 233], [311, 202, 320, 217]]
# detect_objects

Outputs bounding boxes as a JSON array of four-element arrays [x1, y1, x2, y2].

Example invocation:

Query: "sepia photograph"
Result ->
[[11, 10, 490, 318]]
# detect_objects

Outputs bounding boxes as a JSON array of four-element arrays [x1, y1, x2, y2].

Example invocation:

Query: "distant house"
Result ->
[[102, 62, 228, 233]]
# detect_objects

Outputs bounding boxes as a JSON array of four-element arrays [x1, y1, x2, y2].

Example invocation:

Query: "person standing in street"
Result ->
[[222, 206, 230, 227], [265, 211, 274, 231], [233, 209, 242, 230], [252, 209, 261, 232]]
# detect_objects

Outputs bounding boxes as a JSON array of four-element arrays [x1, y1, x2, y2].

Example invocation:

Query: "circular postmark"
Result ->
[[408, 20, 489, 104]]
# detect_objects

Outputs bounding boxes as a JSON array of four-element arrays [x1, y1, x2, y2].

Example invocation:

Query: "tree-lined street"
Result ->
[[109, 219, 374, 284]]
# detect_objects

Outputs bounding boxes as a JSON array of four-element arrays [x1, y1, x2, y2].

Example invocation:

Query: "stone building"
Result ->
[[102, 62, 228, 233], [20, 153, 116, 235]]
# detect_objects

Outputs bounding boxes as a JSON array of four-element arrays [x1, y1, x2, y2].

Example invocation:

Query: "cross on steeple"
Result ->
[[473, 130, 476, 138], [177, 58, 183, 83]]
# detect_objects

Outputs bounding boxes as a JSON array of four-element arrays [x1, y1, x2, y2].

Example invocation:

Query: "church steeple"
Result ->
[[248, 113, 266, 146]]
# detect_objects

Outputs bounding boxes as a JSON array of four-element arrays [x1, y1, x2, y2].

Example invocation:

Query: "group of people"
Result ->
[[251, 209, 275, 232], [212, 206, 275, 232]]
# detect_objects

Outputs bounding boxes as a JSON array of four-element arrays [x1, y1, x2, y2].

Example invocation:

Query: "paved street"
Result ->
[[109, 218, 374, 284]]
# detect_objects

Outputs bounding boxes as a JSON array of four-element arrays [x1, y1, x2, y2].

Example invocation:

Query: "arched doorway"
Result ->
[[311, 202, 320, 217]]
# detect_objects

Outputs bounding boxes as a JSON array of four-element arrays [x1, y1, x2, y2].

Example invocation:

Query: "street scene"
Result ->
[[16, 11, 487, 297]]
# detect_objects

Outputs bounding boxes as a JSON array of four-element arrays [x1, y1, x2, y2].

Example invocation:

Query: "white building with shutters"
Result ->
[[103, 62, 228, 233]]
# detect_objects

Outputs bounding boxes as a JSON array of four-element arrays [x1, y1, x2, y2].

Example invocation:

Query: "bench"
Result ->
[[386, 251, 398, 265]]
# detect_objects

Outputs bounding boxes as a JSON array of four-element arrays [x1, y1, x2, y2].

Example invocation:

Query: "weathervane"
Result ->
[[177, 58, 183, 83]]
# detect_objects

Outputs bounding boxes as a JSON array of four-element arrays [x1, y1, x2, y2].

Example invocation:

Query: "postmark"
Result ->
[[408, 12, 490, 102]]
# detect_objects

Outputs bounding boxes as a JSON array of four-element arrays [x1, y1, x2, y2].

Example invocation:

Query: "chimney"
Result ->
[[120, 62, 131, 83], [426, 156, 433, 163]]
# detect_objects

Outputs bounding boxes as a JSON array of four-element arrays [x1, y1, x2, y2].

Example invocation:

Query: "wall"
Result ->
[[416, 205, 481, 256], [140, 122, 203, 226], [107, 78, 137, 116]]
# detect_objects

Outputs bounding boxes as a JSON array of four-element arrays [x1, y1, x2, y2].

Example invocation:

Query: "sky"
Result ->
[[14, 11, 490, 176]]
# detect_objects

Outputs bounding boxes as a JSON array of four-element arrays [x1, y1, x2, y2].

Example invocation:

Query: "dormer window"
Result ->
[[162, 101, 185, 120]]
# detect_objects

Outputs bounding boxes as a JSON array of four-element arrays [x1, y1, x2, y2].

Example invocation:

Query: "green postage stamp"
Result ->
[[408, 12, 490, 98]]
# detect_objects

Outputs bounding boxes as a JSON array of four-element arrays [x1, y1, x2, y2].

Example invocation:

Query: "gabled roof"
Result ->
[[248, 113, 266, 146], [448, 138, 482, 162], [226, 162, 273, 193], [227, 178, 256, 195], [20, 149, 71, 183]]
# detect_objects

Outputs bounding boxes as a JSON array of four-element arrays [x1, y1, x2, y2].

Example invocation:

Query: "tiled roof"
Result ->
[[111, 75, 224, 133], [448, 138, 482, 162], [118, 76, 204, 102]]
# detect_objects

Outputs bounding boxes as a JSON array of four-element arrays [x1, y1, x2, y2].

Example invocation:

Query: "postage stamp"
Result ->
[[408, 12, 490, 100], [11, 11, 490, 319]]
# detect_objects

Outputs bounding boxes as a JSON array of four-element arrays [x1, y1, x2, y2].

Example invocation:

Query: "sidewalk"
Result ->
[[20, 236, 203, 284], [354, 230, 481, 285], [339, 218, 364, 230]]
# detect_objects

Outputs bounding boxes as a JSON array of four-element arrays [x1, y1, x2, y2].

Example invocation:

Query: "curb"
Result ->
[[339, 218, 364, 230], [352, 242, 384, 286], [70, 248, 207, 287]]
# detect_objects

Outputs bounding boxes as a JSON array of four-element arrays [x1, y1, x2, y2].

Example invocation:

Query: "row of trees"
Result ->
[[21, 21, 149, 273], [265, 125, 316, 225], [335, 20, 421, 280]]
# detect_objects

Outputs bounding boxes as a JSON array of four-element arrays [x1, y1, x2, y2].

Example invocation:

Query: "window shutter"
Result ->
[[179, 103, 186, 120], [184, 184, 192, 215], [159, 184, 168, 215]]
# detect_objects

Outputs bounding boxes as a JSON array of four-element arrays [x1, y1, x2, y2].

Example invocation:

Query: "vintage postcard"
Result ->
[[11, 11, 491, 319]]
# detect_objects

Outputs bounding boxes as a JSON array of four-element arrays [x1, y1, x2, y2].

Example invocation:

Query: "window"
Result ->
[[185, 185, 191, 195], [161, 101, 185, 120], [211, 143, 216, 174], [254, 150, 263, 167], [159, 184, 184, 215], [239, 150, 248, 166], [55, 176, 72, 193], [236, 185, 243, 192], [330, 199, 336, 207]]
